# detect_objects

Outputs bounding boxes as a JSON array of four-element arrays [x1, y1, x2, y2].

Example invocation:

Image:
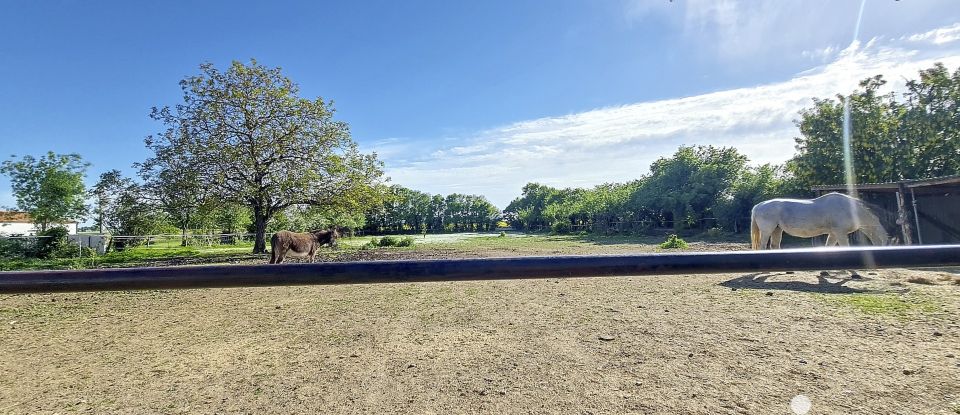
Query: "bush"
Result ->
[[0, 238, 28, 258], [498, 231, 506, 237], [36, 227, 73, 259], [551, 221, 571, 234], [659, 234, 688, 249], [379, 236, 400, 247], [361, 237, 379, 250], [705, 227, 723, 238], [362, 235, 415, 249]]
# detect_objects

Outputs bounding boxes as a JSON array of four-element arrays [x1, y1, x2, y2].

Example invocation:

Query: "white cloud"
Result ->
[[623, 0, 959, 64], [373, 23, 960, 208], [908, 23, 960, 45]]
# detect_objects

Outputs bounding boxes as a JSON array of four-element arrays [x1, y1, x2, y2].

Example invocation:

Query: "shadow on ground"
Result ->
[[719, 272, 877, 294]]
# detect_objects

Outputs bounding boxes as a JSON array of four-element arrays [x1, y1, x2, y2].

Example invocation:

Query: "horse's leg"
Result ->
[[757, 227, 773, 250], [824, 234, 836, 247], [836, 233, 850, 246], [275, 247, 286, 264], [770, 227, 784, 249]]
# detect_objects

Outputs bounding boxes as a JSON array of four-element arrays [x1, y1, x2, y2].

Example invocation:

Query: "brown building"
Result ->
[[811, 175, 960, 245]]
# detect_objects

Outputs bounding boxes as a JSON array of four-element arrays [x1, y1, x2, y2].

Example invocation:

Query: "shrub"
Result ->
[[362, 235, 415, 249], [659, 234, 688, 249], [0, 238, 28, 258], [551, 221, 571, 234], [360, 237, 379, 250], [36, 227, 73, 259], [498, 231, 506, 237], [379, 236, 400, 247]]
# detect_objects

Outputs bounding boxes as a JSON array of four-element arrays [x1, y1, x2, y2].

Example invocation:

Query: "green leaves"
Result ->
[[789, 62, 960, 189], [364, 185, 499, 233], [1, 152, 88, 231], [148, 60, 385, 252]]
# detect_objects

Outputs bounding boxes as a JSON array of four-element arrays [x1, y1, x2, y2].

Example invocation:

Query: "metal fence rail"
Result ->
[[1, 245, 959, 294]]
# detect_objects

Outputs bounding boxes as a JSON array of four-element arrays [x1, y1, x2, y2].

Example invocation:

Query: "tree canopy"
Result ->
[[147, 60, 385, 252], [364, 185, 499, 233], [788, 63, 960, 188], [1, 152, 88, 231]]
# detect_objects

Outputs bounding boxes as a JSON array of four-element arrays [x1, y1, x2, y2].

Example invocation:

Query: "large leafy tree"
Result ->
[[91, 169, 127, 233], [91, 170, 170, 237], [1, 152, 88, 231], [715, 164, 787, 232], [139, 127, 214, 246], [148, 60, 385, 253], [105, 182, 171, 237], [789, 63, 960, 188], [642, 146, 747, 230], [503, 183, 562, 230], [898, 63, 960, 178]]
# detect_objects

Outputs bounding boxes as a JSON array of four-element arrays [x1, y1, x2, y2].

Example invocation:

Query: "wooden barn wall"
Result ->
[[914, 186, 960, 244]]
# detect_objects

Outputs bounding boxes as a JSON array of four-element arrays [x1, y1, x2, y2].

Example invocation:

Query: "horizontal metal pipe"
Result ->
[[1, 245, 959, 294]]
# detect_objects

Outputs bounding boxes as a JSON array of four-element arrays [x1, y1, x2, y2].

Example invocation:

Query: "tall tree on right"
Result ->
[[788, 63, 960, 189]]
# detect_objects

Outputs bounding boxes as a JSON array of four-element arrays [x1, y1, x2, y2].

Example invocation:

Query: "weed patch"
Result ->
[[820, 293, 940, 317]]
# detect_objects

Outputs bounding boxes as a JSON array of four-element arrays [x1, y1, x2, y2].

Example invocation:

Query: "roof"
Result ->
[[811, 174, 960, 192], [0, 211, 78, 224]]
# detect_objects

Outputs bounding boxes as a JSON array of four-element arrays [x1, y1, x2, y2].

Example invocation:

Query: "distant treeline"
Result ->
[[502, 63, 960, 235], [504, 146, 792, 234], [362, 186, 500, 233]]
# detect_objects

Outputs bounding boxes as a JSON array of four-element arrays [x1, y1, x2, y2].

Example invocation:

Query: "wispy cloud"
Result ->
[[624, 0, 959, 64], [372, 23, 960, 208]]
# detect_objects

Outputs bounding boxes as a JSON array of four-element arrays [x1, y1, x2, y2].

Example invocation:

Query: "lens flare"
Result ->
[[844, 0, 876, 267]]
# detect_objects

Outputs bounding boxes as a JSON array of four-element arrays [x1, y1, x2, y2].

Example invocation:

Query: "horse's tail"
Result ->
[[750, 210, 760, 250], [269, 233, 279, 264]]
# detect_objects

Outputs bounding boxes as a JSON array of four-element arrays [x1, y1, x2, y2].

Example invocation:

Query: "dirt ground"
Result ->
[[1, 244, 959, 414]]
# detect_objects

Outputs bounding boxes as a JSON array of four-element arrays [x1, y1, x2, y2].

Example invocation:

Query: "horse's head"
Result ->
[[325, 226, 342, 247]]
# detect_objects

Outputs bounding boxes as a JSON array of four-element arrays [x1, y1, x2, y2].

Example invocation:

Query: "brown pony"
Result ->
[[269, 228, 339, 264]]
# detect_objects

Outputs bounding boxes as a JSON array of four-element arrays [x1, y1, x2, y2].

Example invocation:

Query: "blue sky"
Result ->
[[2, 1, 960, 210]]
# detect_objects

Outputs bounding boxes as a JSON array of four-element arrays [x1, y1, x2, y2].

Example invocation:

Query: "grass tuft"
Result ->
[[821, 293, 940, 317], [659, 234, 688, 249]]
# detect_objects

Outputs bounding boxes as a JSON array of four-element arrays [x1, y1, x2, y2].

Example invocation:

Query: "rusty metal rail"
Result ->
[[1, 245, 959, 294]]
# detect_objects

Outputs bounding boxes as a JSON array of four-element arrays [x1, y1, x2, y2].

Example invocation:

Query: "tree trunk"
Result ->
[[253, 214, 268, 254], [181, 226, 188, 247]]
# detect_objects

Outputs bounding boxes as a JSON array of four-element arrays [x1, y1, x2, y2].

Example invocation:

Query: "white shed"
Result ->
[[0, 211, 79, 236]]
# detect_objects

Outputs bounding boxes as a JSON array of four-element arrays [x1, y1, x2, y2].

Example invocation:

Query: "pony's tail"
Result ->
[[750, 211, 761, 250]]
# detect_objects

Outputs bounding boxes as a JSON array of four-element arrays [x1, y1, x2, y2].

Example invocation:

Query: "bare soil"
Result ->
[[1, 243, 959, 414]]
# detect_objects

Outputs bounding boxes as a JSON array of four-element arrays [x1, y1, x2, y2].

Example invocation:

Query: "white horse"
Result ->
[[750, 192, 889, 249]]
